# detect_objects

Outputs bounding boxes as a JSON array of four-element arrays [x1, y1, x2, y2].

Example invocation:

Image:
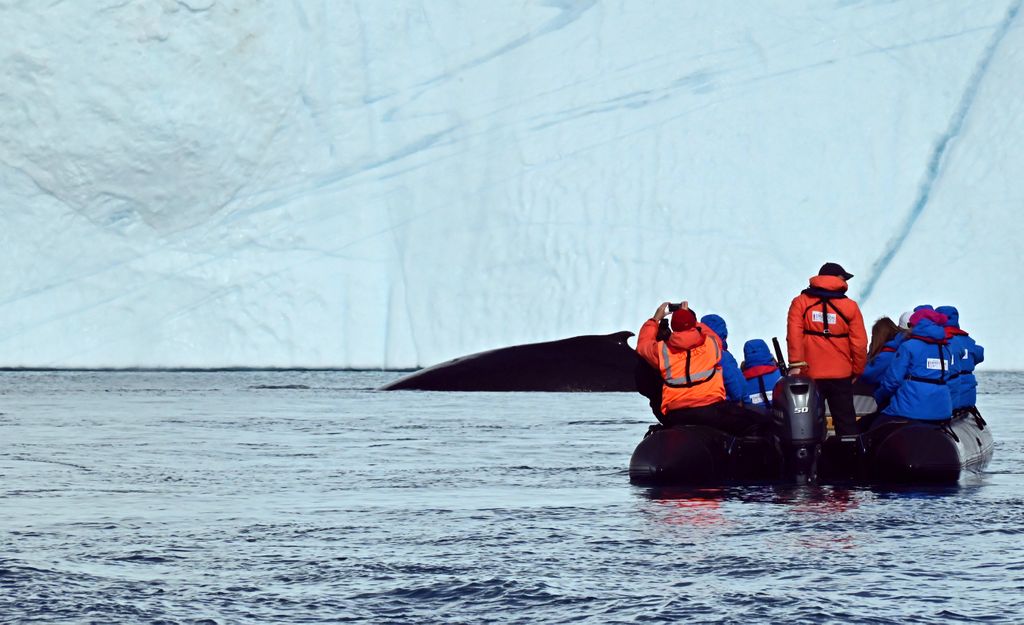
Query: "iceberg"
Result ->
[[0, 1, 1020, 369]]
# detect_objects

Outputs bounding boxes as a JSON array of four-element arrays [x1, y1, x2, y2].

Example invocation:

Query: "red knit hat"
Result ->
[[670, 307, 697, 332]]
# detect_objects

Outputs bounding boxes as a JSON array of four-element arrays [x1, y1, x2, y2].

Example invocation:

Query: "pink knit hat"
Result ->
[[908, 309, 948, 327]]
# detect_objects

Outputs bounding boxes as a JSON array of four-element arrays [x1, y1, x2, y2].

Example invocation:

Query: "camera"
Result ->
[[667, 303, 682, 312]]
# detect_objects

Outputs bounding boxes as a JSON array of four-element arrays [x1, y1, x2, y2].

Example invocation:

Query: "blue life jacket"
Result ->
[[858, 334, 905, 390], [701, 314, 745, 402], [740, 339, 782, 408], [875, 319, 957, 421]]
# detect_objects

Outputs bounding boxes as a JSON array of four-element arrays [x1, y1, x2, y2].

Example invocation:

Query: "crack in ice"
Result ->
[[858, 0, 1021, 304]]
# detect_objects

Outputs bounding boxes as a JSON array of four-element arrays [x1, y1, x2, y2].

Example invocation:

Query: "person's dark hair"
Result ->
[[867, 316, 900, 360]]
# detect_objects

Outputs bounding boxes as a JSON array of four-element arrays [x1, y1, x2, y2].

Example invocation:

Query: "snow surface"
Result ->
[[0, 1, 1021, 369]]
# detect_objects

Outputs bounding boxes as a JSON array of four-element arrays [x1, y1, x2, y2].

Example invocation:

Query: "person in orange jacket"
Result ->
[[637, 301, 760, 434], [786, 262, 868, 437]]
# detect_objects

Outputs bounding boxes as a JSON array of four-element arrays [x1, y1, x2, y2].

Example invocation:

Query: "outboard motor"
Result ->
[[772, 375, 826, 484]]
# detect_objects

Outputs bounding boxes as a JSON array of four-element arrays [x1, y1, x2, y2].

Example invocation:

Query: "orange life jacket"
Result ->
[[656, 329, 726, 412]]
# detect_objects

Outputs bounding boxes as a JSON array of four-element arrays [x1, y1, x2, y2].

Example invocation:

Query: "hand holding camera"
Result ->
[[654, 300, 687, 322]]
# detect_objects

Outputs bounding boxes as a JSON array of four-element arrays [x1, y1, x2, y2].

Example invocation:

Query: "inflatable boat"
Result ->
[[818, 409, 993, 483], [629, 375, 993, 486]]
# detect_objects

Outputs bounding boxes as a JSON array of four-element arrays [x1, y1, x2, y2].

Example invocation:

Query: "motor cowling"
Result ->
[[772, 375, 827, 483]]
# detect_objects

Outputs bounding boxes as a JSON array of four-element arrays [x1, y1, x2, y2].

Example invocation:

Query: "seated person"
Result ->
[[857, 316, 905, 391], [898, 310, 914, 331], [700, 313, 745, 403], [935, 305, 985, 414], [869, 311, 957, 429], [739, 339, 782, 411], [636, 301, 765, 435]]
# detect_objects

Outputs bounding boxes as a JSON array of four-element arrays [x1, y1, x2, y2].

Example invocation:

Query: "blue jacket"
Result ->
[[936, 306, 985, 409], [740, 339, 782, 408], [875, 319, 957, 421], [858, 333, 906, 389], [701, 314, 745, 403]]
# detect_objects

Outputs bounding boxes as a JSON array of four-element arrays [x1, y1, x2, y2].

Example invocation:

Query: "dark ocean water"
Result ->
[[1, 370, 1023, 624]]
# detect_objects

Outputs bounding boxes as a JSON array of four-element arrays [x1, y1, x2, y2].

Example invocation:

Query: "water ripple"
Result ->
[[0, 371, 1022, 623]]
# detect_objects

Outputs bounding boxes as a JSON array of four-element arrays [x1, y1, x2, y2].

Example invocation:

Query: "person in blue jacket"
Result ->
[[873, 312, 957, 424], [858, 316, 906, 390], [700, 314, 745, 403], [935, 305, 985, 412], [740, 339, 782, 410]]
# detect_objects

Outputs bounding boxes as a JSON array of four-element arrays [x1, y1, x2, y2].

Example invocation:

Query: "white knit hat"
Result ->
[[898, 311, 914, 330]]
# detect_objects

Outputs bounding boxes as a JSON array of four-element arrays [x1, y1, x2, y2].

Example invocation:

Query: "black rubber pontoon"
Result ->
[[629, 375, 826, 485], [629, 375, 993, 486], [818, 410, 993, 483]]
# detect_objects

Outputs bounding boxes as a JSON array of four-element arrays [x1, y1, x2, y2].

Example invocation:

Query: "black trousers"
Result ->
[[817, 377, 857, 436]]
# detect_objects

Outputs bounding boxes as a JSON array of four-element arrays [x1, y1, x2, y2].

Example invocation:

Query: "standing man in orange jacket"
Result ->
[[786, 262, 868, 437]]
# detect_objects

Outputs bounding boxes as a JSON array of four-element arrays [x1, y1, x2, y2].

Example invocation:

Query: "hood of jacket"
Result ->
[[742, 339, 775, 368], [803, 275, 849, 299], [700, 314, 728, 349], [909, 318, 947, 343], [935, 305, 960, 328], [909, 308, 948, 328], [665, 325, 710, 351]]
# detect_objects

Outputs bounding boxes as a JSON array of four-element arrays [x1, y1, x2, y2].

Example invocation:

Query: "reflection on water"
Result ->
[[640, 482, 964, 506], [640, 485, 868, 530], [643, 488, 732, 527]]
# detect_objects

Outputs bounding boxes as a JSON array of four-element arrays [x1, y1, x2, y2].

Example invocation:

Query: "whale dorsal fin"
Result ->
[[607, 330, 635, 346]]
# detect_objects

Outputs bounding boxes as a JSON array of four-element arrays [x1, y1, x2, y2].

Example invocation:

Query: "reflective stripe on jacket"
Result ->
[[637, 320, 726, 413]]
